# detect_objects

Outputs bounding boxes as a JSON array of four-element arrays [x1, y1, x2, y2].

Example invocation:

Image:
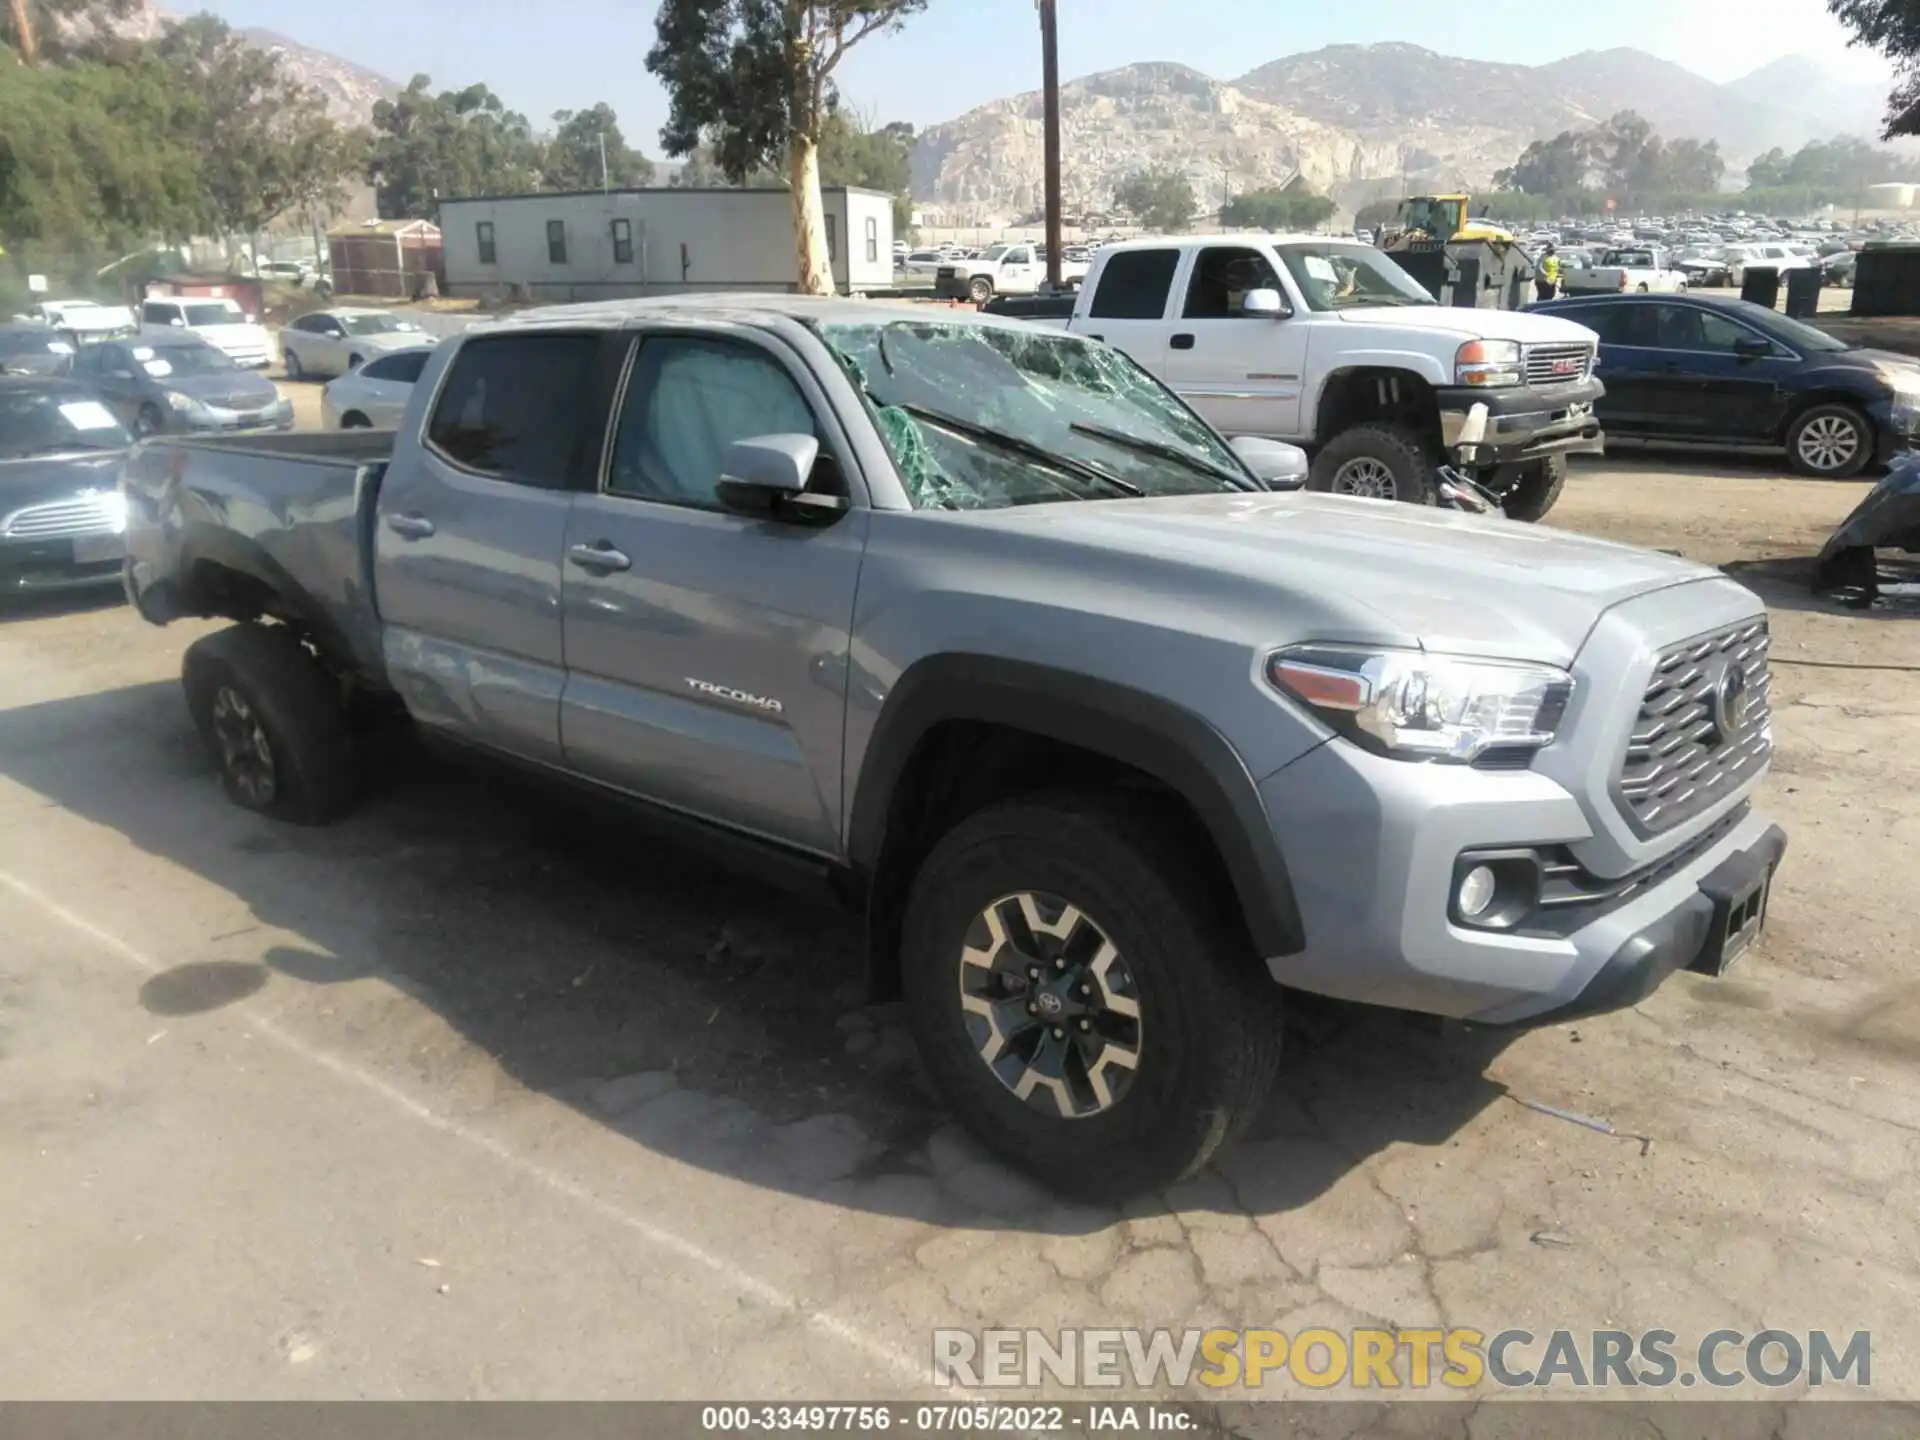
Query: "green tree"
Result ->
[[154, 16, 358, 258], [1221, 181, 1334, 232], [668, 146, 732, 187], [1114, 167, 1196, 233], [1745, 146, 1790, 187], [542, 102, 654, 191], [1828, 0, 1920, 135], [818, 110, 914, 232], [367, 75, 543, 218], [1494, 128, 1593, 194], [647, 0, 930, 294]]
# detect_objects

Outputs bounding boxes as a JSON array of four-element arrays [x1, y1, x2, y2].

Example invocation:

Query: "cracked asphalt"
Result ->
[[0, 453, 1915, 1405]]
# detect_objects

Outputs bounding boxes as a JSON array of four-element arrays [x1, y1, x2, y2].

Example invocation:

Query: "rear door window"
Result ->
[[425, 333, 601, 488], [362, 350, 430, 384], [1089, 250, 1180, 320]]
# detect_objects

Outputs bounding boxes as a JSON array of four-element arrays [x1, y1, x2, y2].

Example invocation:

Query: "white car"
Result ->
[[33, 299, 137, 343], [898, 249, 949, 277], [1722, 243, 1813, 287], [140, 297, 272, 369], [319, 346, 434, 429], [280, 308, 433, 380]]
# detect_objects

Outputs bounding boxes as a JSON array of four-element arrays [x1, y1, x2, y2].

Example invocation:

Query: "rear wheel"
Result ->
[[1308, 422, 1437, 504], [1786, 403, 1872, 478], [1496, 454, 1568, 523], [182, 625, 358, 825], [901, 791, 1282, 1201]]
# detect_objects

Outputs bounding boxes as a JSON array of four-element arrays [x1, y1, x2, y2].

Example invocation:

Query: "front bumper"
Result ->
[[0, 533, 126, 592], [1438, 377, 1606, 464], [1868, 398, 1920, 464], [1256, 738, 1783, 1026], [174, 401, 295, 434]]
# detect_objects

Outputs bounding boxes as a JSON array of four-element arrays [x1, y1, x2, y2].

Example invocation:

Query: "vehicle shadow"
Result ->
[[1722, 554, 1920, 620], [0, 677, 1516, 1231], [0, 585, 126, 623]]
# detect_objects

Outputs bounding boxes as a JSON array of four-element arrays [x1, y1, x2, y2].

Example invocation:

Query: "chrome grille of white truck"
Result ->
[[1617, 619, 1772, 834], [1523, 343, 1594, 386]]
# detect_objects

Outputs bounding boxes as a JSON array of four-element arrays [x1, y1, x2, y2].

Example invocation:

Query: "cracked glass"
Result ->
[[814, 319, 1254, 511]]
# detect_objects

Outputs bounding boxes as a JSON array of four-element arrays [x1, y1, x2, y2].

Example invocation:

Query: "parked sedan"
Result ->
[[0, 324, 76, 377], [279, 308, 433, 379], [0, 376, 132, 594], [319, 345, 433, 428], [1531, 292, 1920, 477], [72, 333, 292, 438]]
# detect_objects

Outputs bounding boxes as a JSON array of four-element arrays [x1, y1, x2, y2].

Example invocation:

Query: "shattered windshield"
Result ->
[[813, 320, 1252, 510]]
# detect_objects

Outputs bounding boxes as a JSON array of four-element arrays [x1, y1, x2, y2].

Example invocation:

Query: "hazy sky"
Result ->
[[198, 0, 1896, 148]]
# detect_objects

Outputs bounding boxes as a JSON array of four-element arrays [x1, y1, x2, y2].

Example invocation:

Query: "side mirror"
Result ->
[[1242, 288, 1286, 318], [715, 433, 847, 523], [1230, 435, 1309, 490], [1733, 337, 1771, 359]]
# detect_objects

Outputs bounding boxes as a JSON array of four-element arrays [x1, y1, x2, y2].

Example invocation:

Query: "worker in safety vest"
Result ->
[[1535, 242, 1561, 302]]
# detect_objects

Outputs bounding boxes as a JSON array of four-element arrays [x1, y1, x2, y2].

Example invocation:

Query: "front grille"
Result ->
[[206, 393, 272, 412], [1616, 619, 1772, 834], [1524, 342, 1594, 386], [2, 492, 119, 541], [1525, 802, 1752, 936]]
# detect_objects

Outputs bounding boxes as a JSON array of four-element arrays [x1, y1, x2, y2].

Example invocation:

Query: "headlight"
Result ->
[[164, 391, 202, 412], [1266, 644, 1574, 763], [1455, 340, 1523, 388], [97, 489, 128, 535]]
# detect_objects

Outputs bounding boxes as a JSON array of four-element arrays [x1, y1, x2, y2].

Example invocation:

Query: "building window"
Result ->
[[825, 213, 837, 264], [865, 216, 878, 264], [611, 217, 634, 265], [476, 221, 496, 265], [547, 219, 567, 265]]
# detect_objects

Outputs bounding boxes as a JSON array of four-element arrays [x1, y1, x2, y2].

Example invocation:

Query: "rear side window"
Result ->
[[362, 350, 430, 384], [1089, 250, 1179, 320], [1576, 302, 1660, 348], [425, 334, 600, 487]]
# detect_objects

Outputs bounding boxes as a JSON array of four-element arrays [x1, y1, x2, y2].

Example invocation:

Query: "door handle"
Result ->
[[1170, 333, 1196, 350], [567, 541, 632, 574], [385, 512, 435, 539]]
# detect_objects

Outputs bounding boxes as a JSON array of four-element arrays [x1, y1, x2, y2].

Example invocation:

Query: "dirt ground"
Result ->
[[0, 449, 1915, 1410]]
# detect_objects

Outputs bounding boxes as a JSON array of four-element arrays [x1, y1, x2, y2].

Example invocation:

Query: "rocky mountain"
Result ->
[[76, 3, 399, 128], [912, 43, 1895, 222]]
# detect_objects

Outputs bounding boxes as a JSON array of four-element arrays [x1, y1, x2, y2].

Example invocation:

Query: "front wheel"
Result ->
[[1308, 422, 1437, 504], [135, 403, 164, 439], [182, 625, 358, 825], [1786, 403, 1872, 478], [901, 791, 1282, 1201], [967, 276, 994, 305], [284, 348, 303, 380], [1496, 454, 1568, 522]]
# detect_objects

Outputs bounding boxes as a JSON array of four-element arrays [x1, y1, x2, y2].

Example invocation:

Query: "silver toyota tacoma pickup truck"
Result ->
[[123, 296, 1785, 1200]]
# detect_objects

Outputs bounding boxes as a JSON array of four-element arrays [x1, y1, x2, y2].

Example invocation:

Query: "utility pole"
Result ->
[[1038, 0, 1062, 291], [599, 132, 610, 192]]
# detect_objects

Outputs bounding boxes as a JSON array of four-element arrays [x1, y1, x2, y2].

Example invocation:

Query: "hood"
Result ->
[[0, 450, 127, 511], [1336, 306, 1599, 345], [166, 370, 281, 407], [954, 491, 1720, 666]]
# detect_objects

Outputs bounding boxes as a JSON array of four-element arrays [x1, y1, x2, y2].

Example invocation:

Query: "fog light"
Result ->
[[1457, 865, 1498, 919]]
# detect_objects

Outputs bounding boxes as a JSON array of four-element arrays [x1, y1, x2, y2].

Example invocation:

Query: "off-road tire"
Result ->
[[1308, 422, 1438, 504], [182, 624, 358, 825], [1497, 454, 1569, 523], [900, 790, 1283, 1201], [1785, 402, 1872, 479], [967, 276, 994, 305]]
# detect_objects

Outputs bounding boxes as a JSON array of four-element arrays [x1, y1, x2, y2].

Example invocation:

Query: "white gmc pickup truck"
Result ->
[[1025, 234, 1606, 519]]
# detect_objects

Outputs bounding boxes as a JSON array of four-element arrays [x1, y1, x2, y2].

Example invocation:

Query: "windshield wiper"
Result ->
[[891, 402, 1145, 498], [1068, 421, 1253, 490]]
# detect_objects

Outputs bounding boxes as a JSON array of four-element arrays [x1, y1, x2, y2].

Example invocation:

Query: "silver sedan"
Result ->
[[318, 346, 433, 428]]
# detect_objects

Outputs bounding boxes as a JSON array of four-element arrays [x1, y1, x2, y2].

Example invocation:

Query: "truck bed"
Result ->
[[122, 428, 397, 682]]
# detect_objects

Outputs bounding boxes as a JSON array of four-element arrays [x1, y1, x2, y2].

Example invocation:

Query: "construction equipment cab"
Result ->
[[1030, 234, 1604, 521]]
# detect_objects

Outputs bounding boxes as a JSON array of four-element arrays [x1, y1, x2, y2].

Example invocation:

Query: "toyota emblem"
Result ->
[[1709, 663, 1748, 744], [1035, 991, 1064, 1018]]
